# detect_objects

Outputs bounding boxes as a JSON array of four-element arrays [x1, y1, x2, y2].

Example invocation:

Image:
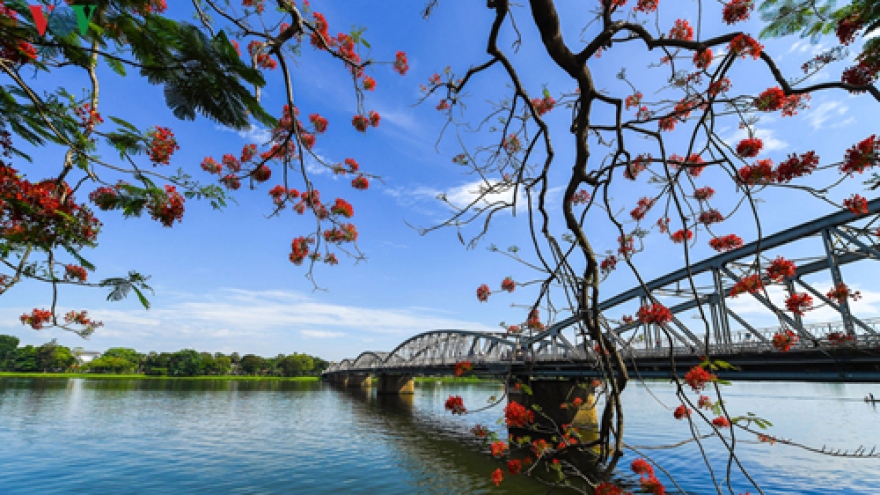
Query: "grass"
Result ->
[[412, 376, 491, 383], [0, 372, 320, 381]]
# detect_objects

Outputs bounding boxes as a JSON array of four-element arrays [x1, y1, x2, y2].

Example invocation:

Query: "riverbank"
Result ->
[[0, 372, 320, 381]]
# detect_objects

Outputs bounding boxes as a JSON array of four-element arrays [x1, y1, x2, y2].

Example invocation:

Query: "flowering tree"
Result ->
[[3, 0, 880, 492]]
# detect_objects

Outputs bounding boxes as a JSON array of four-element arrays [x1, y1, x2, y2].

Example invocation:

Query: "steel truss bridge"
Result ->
[[325, 198, 880, 382]]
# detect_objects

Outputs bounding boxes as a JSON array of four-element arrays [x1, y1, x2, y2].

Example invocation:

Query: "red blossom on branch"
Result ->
[[693, 49, 713, 69], [766, 256, 796, 281], [722, 0, 754, 24], [730, 274, 763, 297], [772, 329, 798, 352], [736, 137, 763, 158], [670, 229, 693, 243], [693, 186, 715, 201], [776, 151, 819, 183], [669, 19, 694, 41], [504, 401, 535, 427], [64, 265, 88, 282], [673, 404, 692, 420], [636, 303, 672, 324], [841, 135, 879, 175], [476, 284, 491, 302], [709, 234, 744, 252], [785, 292, 813, 316], [843, 194, 869, 215], [491, 468, 503, 487], [20, 309, 52, 330], [501, 277, 516, 293], [712, 416, 731, 428], [729, 34, 763, 59], [445, 395, 466, 414], [684, 365, 717, 392], [146, 126, 179, 165]]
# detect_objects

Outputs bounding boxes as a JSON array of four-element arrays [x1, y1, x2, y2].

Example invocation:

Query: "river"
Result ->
[[0, 378, 877, 494]]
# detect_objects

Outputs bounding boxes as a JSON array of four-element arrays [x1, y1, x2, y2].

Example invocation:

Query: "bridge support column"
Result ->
[[376, 374, 414, 394], [344, 374, 372, 388]]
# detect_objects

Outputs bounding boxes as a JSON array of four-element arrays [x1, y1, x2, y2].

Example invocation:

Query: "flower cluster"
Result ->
[[331, 198, 354, 218], [722, 0, 754, 24], [625, 92, 643, 110], [669, 19, 694, 41], [693, 186, 715, 201], [527, 309, 544, 330], [844, 194, 869, 215], [453, 360, 473, 377], [490, 440, 508, 458], [147, 185, 185, 227], [352, 111, 381, 132], [600, 255, 617, 275], [624, 154, 650, 180], [146, 126, 179, 166], [570, 189, 591, 205], [633, 0, 658, 13], [826, 282, 861, 304], [74, 103, 104, 130], [394, 51, 409, 75], [766, 257, 796, 281], [351, 176, 369, 190], [64, 310, 102, 332], [754, 87, 808, 116], [64, 265, 88, 282], [785, 292, 813, 316], [684, 365, 717, 392], [709, 234, 744, 252], [20, 309, 52, 330], [630, 197, 655, 221], [636, 303, 673, 325], [776, 151, 819, 183], [729, 34, 763, 59], [693, 49, 713, 69], [712, 416, 731, 428], [730, 274, 763, 297], [673, 404, 692, 420], [501, 277, 516, 293], [289, 236, 314, 265], [670, 229, 693, 244], [445, 395, 466, 414], [476, 284, 491, 302], [631, 458, 665, 495], [841, 135, 879, 174], [698, 209, 724, 225], [531, 95, 556, 116], [504, 401, 535, 427], [247, 40, 277, 70], [772, 329, 798, 352], [827, 332, 856, 345], [736, 137, 763, 158]]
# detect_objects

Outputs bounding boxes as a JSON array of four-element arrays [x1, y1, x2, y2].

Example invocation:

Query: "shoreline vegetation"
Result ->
[[0, 372, 321, 381]]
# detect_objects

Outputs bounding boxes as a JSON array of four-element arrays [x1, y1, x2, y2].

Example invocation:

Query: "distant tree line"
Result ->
[[0, 335, 328, 377]]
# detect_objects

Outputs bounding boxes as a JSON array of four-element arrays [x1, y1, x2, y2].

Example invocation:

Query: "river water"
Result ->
[[0, 378, 878, 494]]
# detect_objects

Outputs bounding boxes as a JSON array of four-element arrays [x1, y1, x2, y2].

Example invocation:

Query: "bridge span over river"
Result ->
[[323, 198, 880, 390]]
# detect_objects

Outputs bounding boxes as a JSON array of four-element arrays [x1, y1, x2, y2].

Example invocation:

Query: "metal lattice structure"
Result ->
[[325, 198, 880, 377]]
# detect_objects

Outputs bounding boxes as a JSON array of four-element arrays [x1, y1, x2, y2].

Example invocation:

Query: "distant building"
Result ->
[[76, 351, 101, 364]]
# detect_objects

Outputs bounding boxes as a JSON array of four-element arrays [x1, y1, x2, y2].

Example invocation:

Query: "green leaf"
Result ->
[[131, 285, 151, 310], [62, 245, 96, 271]]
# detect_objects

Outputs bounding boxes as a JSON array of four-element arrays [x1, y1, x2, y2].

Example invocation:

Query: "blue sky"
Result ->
[[3, 1, 879, 360]]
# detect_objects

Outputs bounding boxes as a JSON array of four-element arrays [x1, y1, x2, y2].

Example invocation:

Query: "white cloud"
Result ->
[[0, 289, 499, 360], [805, 101, 856, 131], [723, 127, 789, 154], [301, 329, 346, 339], [215, 124, 272, 144]]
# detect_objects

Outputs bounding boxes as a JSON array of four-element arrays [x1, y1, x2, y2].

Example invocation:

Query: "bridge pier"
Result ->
[[376, 374, 414, 395], [344, 374, 372, 388]]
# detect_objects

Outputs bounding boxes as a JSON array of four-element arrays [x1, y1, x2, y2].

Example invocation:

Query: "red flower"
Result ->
[[841, 135, 879, 175], [729, 34, 763, 59], [684, 365, 716, 392], [625, 92, 643, 110], [636, 303, 672, 324], [693, 49, 713, 69], [698, 395, 713, 409], [444, 395, 466, 414], [671, 229, 693, 244], [368, 110, 381, 127], [362, 76, 376, 91], [754, 87, 807, 116], [673, 404, 692, 420], [351, 176, 369, 190], [393, 51, 409, 75], [766, 257, 796, 281], [738, 159, 776, 185], [693, 187, 715, 201], [722, 0, 754, 24], [289, 236, 313, 265], [453, 360, 473, 377], [330, 198, 354, 218], [531, 95, 556, 115], [631, 458, 654, 476], [633, 0, 657, 12], [309, 113, 329, 134], [470, 424, 489, 438], [668, 19, 693, 41], [490, 468, 503, 487], [730, 274, 763, 297], [527, 309, 544, 330], [698, 209, 724, 225], [571, 189, 591, 205], [507, 459, 522, 475], [352, 115, 369, 132], [501, 277, 516, 293], [827, 283, 861, 304], [736, 137, 763, 158], [776, 151, 819, 183], [252, 165, 271, 183], [595, 482, 626, 495], [147, 185, 186, 227], [640, 476, 666, 495], [785, 293, 813, 316], [504, 401, 535, 427], [490, 440, 508, 457], [712, 416, 731, 428], [64, 265, 88, 282], [772, 329, 798, 352], [836, 14, 864, 45], [20, 309, 53, 330], [476, 284, 491, 302], [503, 135, 522, 154], [600, 255, 617, 275], [146, 126, 179, 165], [844, 194, 869, 215], [630, 197, 655, 221]]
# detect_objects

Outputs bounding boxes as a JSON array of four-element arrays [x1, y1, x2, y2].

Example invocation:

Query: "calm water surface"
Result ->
[[0, 378, 878, 494]]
